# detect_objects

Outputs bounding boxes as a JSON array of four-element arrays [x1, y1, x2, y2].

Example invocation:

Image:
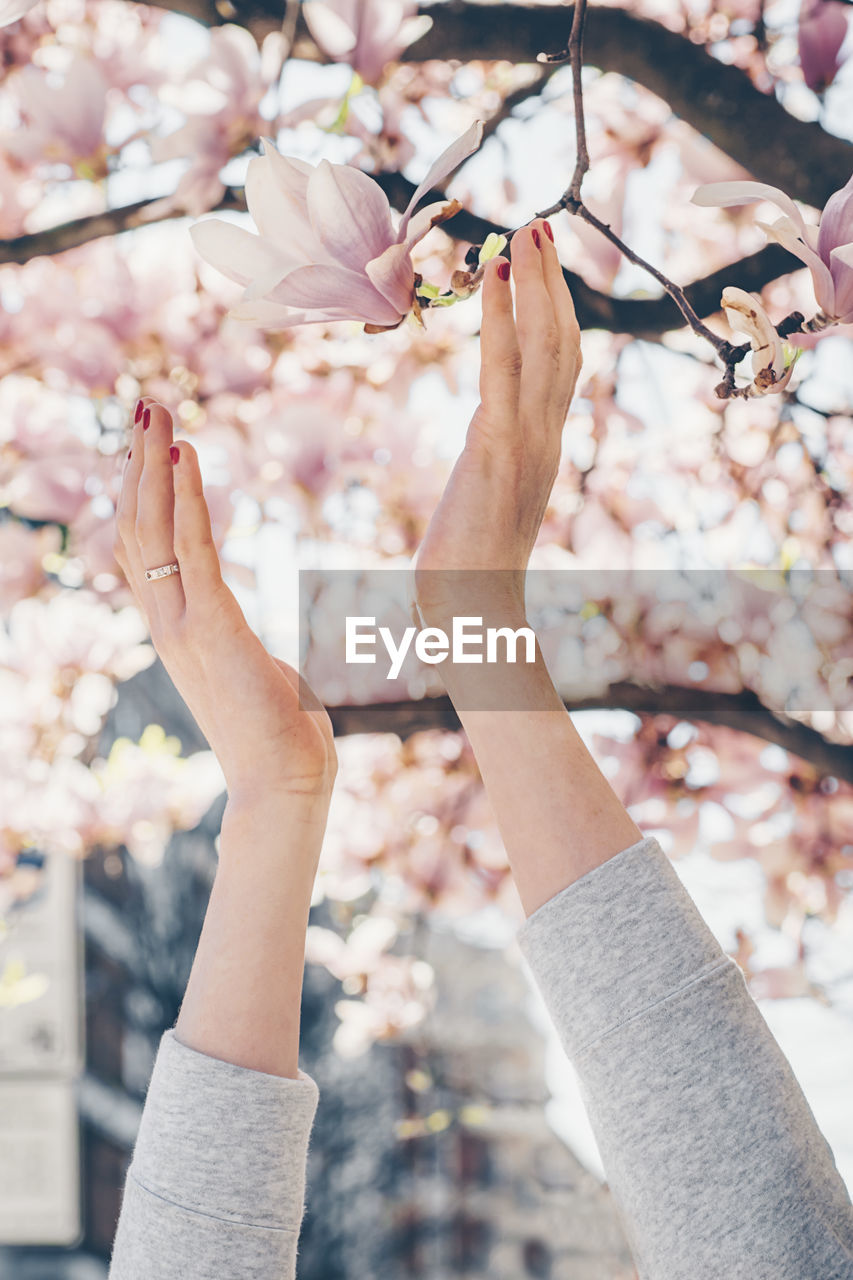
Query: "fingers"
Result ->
[[135, 402, 185, 628], [114, 398, 153, 606], [170, 439, 225, 612], [115, 396, 229, 637], [537, 220, 581, 358], [511, 222, 566, 426], [478, 255, 521, 430]]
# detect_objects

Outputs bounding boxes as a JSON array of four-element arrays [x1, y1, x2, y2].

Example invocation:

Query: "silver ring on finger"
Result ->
[[144, 562, 181, 582]]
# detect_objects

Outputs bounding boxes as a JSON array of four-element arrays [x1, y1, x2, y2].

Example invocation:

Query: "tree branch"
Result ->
[[0, 175, 801, 340], [405, 5, 852, 211], [0, 188, 245, 264], [327, 685, 853, 782], [534, 0, 735, 366], [130, 0, 852, 210], [530, 0, 766, 394]]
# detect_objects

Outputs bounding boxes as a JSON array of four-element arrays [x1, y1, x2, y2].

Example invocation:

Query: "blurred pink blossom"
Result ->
[[798, 0, 849, 92], [693, 174, 853, 323], [90, 727, 225, 866], [0, 0, 38, 28], [190, 119, 483, 330], [303, 0, 433, 85], [150, 26, 279, 217], [0, 521, 60, 611], [6, 54, 109, 174]]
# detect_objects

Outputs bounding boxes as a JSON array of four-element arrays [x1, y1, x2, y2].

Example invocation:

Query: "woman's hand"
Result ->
[[415, 218, 581, 621], [113, 399, 336, 817]]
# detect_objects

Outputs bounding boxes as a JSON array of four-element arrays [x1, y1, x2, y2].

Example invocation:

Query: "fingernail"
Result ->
[[170, 445, 180, 465], [134, 399, 144, 424], [142, 409, 150, 430], [543, 220, 554, 242], [497, 260, 510, 282], [532, 228, 541, 250], [127, 449, 132, 460]]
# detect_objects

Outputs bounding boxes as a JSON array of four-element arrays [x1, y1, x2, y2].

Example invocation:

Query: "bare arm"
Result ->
[[415, 222, 853, 1277], [109, 399, 335, 1278], [415, 222, 639, 915]]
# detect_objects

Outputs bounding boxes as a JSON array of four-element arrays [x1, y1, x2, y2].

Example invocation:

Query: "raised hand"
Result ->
[[415, 218, 582, 620], [113, 398, 336, 814]]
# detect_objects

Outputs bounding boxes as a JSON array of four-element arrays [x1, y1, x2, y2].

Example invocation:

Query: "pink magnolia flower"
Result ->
[[798, 0, 849, 92], [693, 174, 853, 324], [303, 0, 433, 85], [0, 0, 38, 27], [190, 119, 484, 331]]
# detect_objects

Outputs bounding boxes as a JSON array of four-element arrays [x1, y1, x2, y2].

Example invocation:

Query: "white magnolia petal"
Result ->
[[402, 199, 458, 249], [692, 180, 809, 239], [307, 160, 395, 271], [400, 119, 484, 236], [190, 219, 291, 290], [302, 1, 358, 56], [245, 155, 315, 258], [229, 298, 296, 325], [829, 242, 853, 321], [258, 139, 312, 205], [365, 243, 414, 313], [818, 172, 853, 263], [230, 299, 357, 327], [721, 286, 784, 387], [252, 144, 331, 263], [756, 217, 836, 315], [274, 263, 403, 324]]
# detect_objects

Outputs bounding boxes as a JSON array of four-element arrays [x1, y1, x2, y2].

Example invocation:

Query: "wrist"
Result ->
[[415, 574, 528, 633], [222, 785, 332, 845]]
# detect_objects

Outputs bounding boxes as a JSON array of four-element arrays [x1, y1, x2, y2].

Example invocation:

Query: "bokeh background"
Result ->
[[1, 0, 853, 1275]]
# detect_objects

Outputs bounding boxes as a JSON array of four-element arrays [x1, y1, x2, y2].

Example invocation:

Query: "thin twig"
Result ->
[[531, 0, 818, 397], [572, 205, 734, 354], [535, 0, 728, 354], [567, 0, 590, 201]]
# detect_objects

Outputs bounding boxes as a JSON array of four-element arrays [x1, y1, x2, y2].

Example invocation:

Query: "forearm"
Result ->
[[109, 794, 326, 1279], [436, 613, 641, 916], [174, 794, 328, 1079]]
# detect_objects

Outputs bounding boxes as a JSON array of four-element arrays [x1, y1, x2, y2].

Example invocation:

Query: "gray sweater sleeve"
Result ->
[[108, 1028, 319, 1280], [517, 835, 853, 1280]]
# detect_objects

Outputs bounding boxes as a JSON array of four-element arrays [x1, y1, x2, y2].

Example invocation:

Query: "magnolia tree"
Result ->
[[1, 0, 853, 1053]]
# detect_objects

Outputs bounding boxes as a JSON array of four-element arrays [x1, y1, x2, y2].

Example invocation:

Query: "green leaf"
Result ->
[[478, 232, 507, 265], [782, 344, 804, 371]]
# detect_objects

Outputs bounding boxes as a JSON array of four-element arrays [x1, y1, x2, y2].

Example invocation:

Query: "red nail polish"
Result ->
[[497, 260, 510, 282], [127, 449, 132, 460], [142, 409, 150, 430], [543, 220, 554, 242], [134, 399, 144, 424], [170, 445, 180, 465], [532, 228, 541, 250]]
